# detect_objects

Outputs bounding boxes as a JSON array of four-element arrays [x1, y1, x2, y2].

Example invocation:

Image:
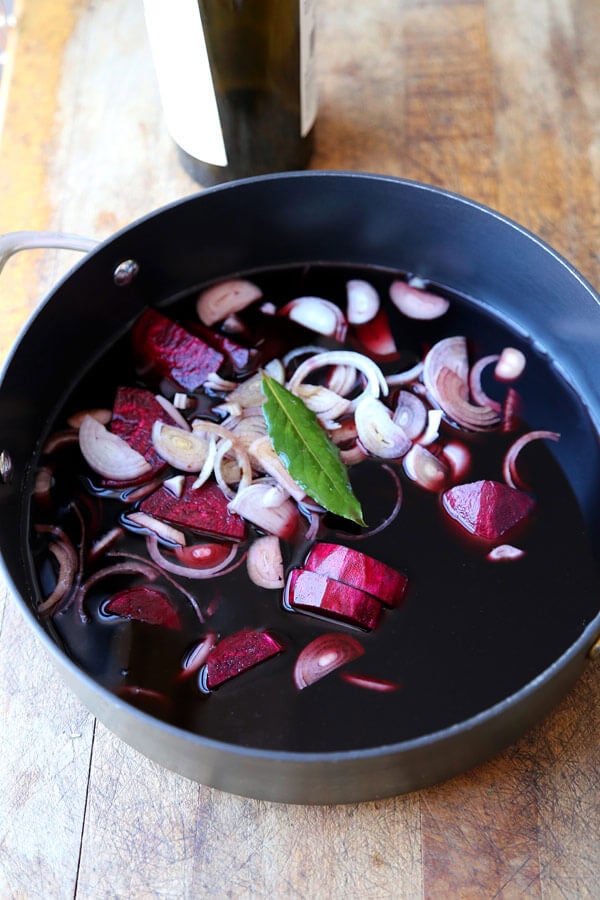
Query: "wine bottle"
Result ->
[[143, 0, 318, 186]]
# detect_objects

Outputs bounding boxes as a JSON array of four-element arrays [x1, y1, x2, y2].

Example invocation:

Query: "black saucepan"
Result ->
[[1, 172, 599, 804]]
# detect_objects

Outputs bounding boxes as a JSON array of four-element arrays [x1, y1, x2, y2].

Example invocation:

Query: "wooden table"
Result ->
[[1, 1, 599, 896]]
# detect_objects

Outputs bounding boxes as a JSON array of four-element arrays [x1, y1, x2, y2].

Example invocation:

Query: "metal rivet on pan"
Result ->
[[0, 450, 13, 484], [113, 259, 140, 286], [588, 636, 600, 662]]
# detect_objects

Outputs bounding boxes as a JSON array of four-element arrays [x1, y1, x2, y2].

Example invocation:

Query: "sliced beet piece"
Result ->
[[442, 479, 535, 541], [140, 477, 246, 542], [186, 321, 258, 375], [103, 585, 180, 629], [285, 569, 383, 631], [131, 308, 224, 391], [304, 542, 408, 608], [205, 628, 285, 689], [110, 386, 173, 474]]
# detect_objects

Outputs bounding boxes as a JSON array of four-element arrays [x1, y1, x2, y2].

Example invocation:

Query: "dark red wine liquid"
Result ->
[[30, 264, 600, 753]]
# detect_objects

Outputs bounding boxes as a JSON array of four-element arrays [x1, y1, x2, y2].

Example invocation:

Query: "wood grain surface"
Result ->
[[1, 1, 599, 897]]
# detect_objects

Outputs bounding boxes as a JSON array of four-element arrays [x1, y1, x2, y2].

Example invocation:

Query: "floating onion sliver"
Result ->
[[196, 278, 262, 326], [335, 465, 402, 541], [146, 535, 241, 580], [403, 444, 450, 492], [152, 422, 211, 472], [228, 481, 300, 539], [280, 296, 347, 341], [154, 394, 191, 430], [435, 367, 502, 430], [287, 350, 389, 406], [389, 280, 450, 320], [346, 279, 380, 324], [178, 632, 218, 680], [468, 355, 502, 412], [393, 391, 428, 440], [293, 633, 365, 690], [487, 544, 525, 561], [38, 539, 79, 614], [339, 672, 401, 692], [495, 347, 526, 381], [123, 511, 185, 546], [355, 397, 412, 458], [247, 535, 284, 589], [503, 430, 561, 489], [78, 415, 152, 481]]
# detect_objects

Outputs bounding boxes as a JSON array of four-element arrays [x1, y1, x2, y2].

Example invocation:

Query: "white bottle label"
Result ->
[[143, 0, 228, 167], [300, 0, 318, 137]]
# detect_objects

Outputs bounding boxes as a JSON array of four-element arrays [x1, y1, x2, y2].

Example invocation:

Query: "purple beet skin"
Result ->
[[442, 479, 535, 540], [131, 308, 224, 391], [205, 629, 285, 689], [110, 386, 173, 474], [304, 542, 408, 607], [104, 585, 180, 629], [285, 569, 383, 631], [187, 321, 258, 375], [140, 478, 246, 541]]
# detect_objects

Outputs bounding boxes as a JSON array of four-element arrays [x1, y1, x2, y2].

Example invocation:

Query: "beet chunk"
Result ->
[[131, 308, 224, 391], [110, 387, 173, 474], [140, 477, 246, 542], [205, 629, 285, 688], [187, 321, 258, 375], [104, 586, 180, 629], [304, 542, 408, 608], [285, 569, 382, 631], [442, 479, 535, 540]]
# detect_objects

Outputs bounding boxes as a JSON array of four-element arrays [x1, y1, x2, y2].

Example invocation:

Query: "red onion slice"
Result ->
[[389, 280, 450, 320], [434, 367, 502, 431], [403, 444, 450, 492], [487, 544, 525, 561], [123, 511, 185, 546], [339, 672, 401, 692], [355, 397, 412, 458], [78, 415, 152, 481], [293, 633, 365, 690], [468, 354, 502, 412], [346, 279, 380, 324], [392, 391, 428, 439], [178, 632, 218, 679], [247, 535, 284, 589], [38, 539, 79, 614], [495, 347, 526, 381], [503, 430, 561, 489], [196, 278, 263, 326], [146, 535, 241, 580], [280, 297, 348, 341]]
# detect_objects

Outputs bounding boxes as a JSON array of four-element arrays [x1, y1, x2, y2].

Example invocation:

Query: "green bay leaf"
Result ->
[[261, 373, 366, 527]]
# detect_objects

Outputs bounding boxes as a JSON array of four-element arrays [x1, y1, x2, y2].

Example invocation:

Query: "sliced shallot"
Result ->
[[339, 672, 401, 692], [146, 535, 241, 580], [247, 535, 284, 589], [468, 355, 502, 412], [403, 444, 450, 492], [355, 397, 412, 458], [229, 481, 301, 540], [174, 542, 234, 569], [196, 278, 263, 326], [293, 633, 365, 690], [287, 350, 389, 407], [502, 430, 561, 490], [179, 633, 218, 679], [389, 280, 450, 320], [79, 415, 152, 481], [38, 539, 79, 614], [249, 435, 305, 501], [487, 544, 525, 561], [495, 347, 526, 381], [280, 296, 347, 341], [393, 391, 428, 440], [346, 279, 380, 324], [123, 511, 185, 546], [152, 422, 212, 472]]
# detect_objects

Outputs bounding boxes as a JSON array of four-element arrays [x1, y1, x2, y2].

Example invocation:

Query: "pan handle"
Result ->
[[0, 231, 98, 276]]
